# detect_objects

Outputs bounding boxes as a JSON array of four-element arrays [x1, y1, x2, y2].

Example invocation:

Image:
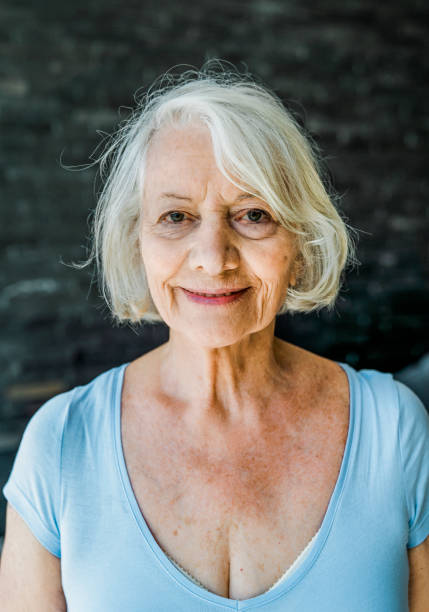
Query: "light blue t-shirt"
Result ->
[[3, 361, 429, 611]]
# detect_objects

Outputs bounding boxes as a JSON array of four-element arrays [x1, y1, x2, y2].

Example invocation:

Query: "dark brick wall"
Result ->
[[1, 1, 428, 428]]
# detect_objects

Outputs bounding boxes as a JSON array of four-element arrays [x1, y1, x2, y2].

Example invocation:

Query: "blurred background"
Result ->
[[1, 0, 428, 543]]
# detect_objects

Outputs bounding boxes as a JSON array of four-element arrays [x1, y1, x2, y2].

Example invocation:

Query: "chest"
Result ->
[[120, 396, 349, 599]]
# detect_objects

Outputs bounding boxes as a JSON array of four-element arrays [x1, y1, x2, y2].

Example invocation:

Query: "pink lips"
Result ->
[[181, 287, 249, 305]]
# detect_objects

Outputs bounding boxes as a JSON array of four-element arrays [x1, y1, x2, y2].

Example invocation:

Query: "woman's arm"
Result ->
[[409, 536, 429, 612], [0, 503, 67, 612]]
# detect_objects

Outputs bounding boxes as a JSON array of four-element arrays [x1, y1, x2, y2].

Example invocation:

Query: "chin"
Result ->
[[173, 317, 265, 349]]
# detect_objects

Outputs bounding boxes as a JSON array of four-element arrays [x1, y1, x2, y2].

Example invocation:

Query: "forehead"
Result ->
[[143, 122, 242, 199], [146, 122, 214, 169]]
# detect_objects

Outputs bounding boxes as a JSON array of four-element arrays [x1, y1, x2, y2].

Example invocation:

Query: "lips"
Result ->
[[187, 290, 244, 297], [182, 287, 248, 297], [180, 287, 249, 305]]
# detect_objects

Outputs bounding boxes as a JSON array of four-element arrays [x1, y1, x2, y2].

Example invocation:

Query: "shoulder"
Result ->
[[394, 377, 429, 458], [280, 341, 426, 424], [344, 362, 426, 419], [340, 364, 429, 476], [16, 389, 74, 457], [22, 363, 127, 444]]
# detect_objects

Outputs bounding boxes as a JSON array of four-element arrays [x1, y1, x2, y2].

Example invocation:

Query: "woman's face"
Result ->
[[140, 123, 298, 348]]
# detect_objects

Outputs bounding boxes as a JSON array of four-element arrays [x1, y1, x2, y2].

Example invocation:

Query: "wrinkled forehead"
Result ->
[[142, 122, 249, 203]]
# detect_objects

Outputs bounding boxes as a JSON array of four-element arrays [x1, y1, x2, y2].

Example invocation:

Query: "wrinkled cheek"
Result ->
[[256, 279, 287, 324], [151, 280, 176, 319]]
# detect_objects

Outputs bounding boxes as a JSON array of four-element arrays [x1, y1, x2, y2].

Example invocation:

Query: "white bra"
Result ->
[[166, 526, 321, 594]]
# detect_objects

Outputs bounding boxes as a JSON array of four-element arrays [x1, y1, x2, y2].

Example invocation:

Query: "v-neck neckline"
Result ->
[[113, 360, 357, 608]]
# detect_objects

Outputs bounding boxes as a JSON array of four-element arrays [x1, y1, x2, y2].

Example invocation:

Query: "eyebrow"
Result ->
[[159, 192, 260, 202], [160, 193, 192, 201]]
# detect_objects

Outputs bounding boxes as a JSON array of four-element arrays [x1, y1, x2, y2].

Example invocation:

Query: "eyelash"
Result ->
[[162, 209, 273, 225]]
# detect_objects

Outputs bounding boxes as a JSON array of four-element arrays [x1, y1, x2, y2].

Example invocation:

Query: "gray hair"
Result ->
[[78, 62, 357, 324]]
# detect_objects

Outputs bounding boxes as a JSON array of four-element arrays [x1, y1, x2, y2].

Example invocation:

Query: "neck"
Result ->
[[158, 321, 293, 425]]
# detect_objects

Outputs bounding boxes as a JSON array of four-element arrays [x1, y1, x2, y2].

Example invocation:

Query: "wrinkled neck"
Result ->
[[158, 321, 291, 424]]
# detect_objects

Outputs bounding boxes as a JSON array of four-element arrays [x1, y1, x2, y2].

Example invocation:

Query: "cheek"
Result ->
[[250, 247, 292, 288], [140, 238, 171, 294], [140, 236, 189, 316], [248, 246, 294, 317]]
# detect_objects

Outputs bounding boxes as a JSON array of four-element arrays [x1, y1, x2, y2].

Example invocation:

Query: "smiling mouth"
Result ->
[[180, 287, 250, 304], [182, 288, 248, 297], [185, 289, 244, 297]]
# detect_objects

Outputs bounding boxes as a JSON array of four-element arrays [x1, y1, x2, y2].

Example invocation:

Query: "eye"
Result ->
[[232, 207, 277, 238], [162, 211, 189, 224], [239, 209, 272, 223]]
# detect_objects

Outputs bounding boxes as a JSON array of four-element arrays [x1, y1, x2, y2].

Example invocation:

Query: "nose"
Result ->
[[188, 217, 240, 275]]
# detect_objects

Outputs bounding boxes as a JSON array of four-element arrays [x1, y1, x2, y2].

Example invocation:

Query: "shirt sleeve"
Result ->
[[2, 390, 73, 558], [396, 379, 429, 548]]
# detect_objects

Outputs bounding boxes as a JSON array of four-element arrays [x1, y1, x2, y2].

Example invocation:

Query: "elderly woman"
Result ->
[[1, 66, 428, 611]]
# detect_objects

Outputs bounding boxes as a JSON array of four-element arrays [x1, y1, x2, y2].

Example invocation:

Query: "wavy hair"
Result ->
[[77, 61, 357, 324]]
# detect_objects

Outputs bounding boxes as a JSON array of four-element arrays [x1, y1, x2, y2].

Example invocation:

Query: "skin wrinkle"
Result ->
[[140, 123, 298, 359], [119, 120, 350, 599]]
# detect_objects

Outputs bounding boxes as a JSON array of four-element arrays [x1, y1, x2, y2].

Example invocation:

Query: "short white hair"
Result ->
[[80, 62, 357, 324]]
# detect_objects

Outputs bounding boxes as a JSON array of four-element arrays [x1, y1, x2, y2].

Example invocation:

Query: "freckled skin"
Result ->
[[122, 348, 349, 599], [120, 122, 350, 599]]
